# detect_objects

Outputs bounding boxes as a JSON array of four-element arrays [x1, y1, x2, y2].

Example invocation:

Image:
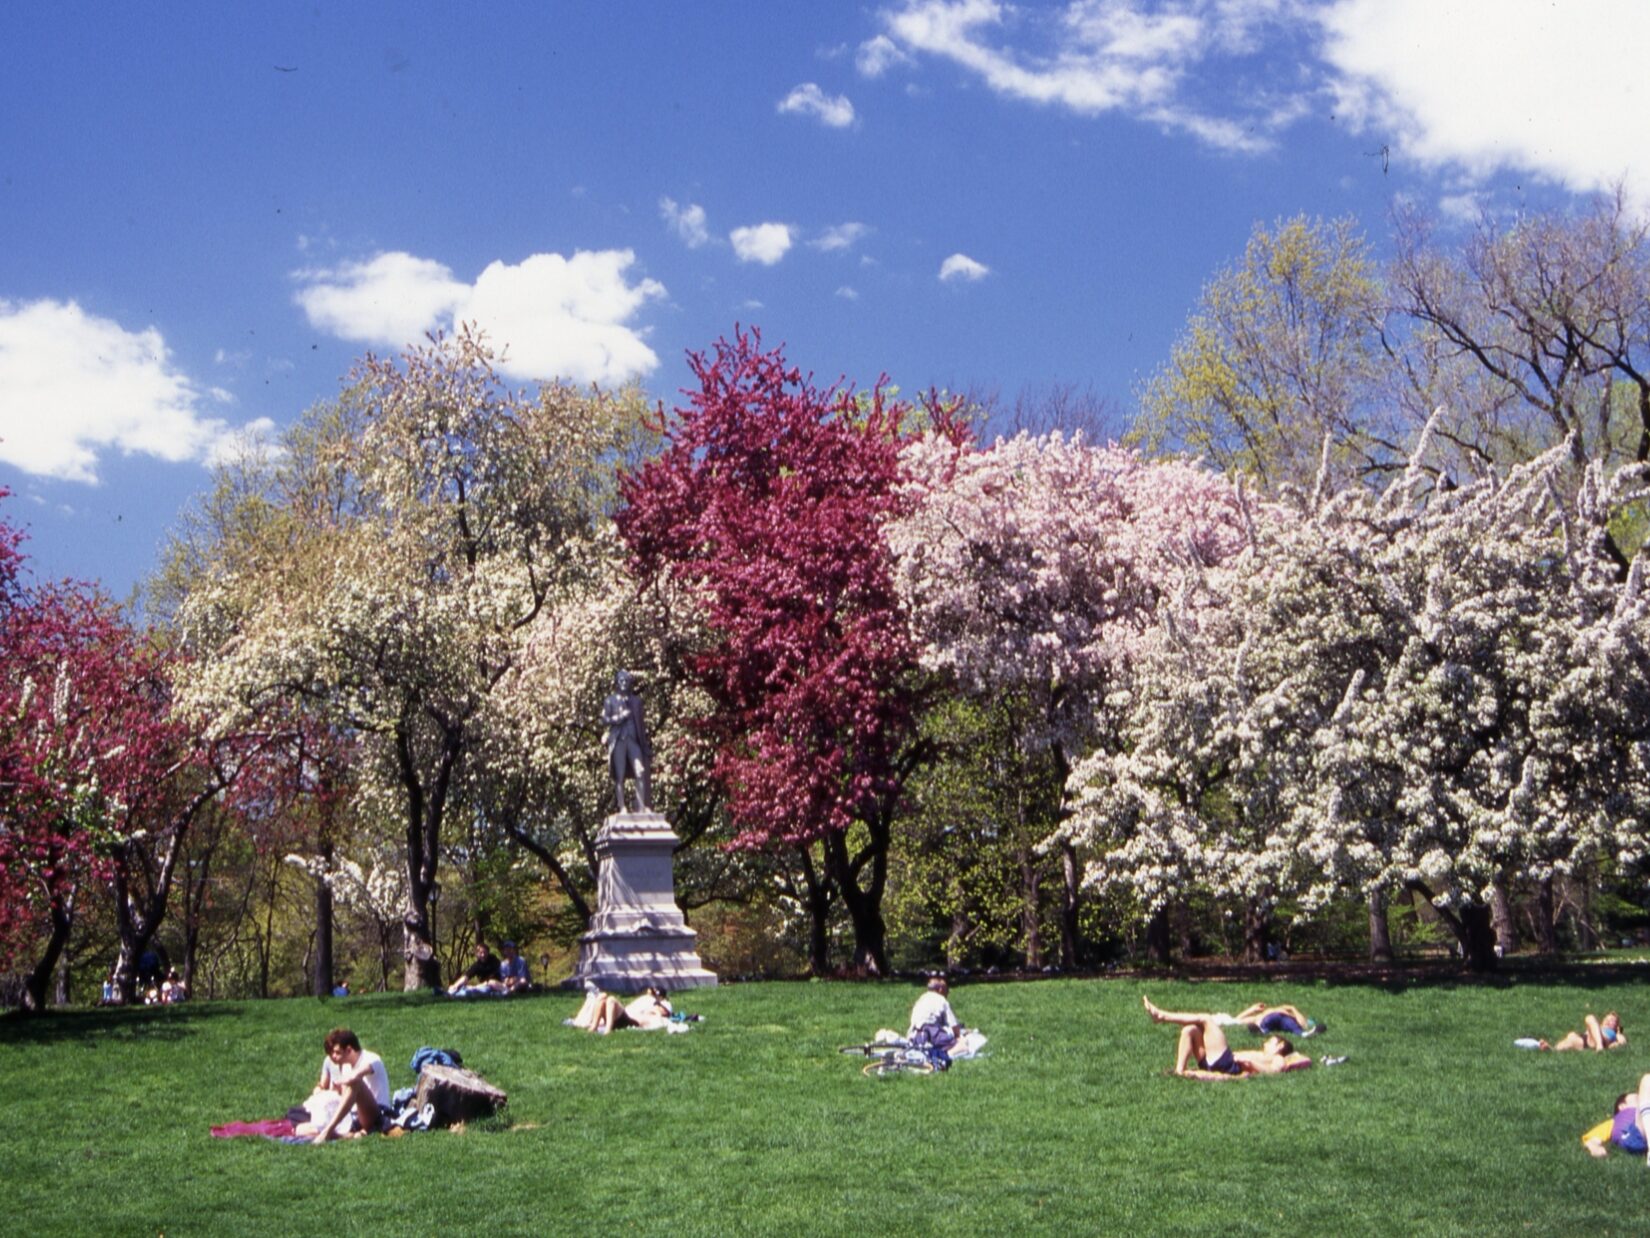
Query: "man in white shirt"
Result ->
[[907, 977, 963, 1041], [309, 1027, 392, 1143]]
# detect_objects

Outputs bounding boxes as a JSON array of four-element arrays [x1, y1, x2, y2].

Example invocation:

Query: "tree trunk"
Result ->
[[823, 822, 890, 976], [946, 908, 970, 972], [314, 870, 335, 997], [1144, 906, 1172, 965], [1019, 848, 1043, 970], [1367, 888, 1394, 963], [796, 844, 833, 977], [23, 897, 75, 1013], [1059, 842, 1080, 969], [1242, 900, 1270, 964], [1534, 876, 1559, 955], [1576, 877, 1600, 950], [1490, 878, 1518, 957], [1454, 903, 1500, 972], [396, 714, 457, 991]]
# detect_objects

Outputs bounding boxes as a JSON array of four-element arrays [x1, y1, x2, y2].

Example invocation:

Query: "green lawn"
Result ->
[[5, 974, 1650, 1235]]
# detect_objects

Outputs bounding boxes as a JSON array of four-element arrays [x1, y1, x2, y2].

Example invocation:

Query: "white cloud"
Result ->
[[1318, 0, 1650, 203], [939, 253, 990, 282], [660, 196, 710, 248], [0, 298, 263, 484], [835, 286, 861, 301], [857, 33, 914, 77], [293, 252, 468, 347], [778, 82, 857, 128], [812, 222, 871, 252], [880, 0, 1650, 200], [729, 223, 795, 266], [293, 248, 666, 386], [880, 0, 1301, 153]]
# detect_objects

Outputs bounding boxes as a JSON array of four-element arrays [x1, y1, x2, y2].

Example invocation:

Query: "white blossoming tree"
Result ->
[[1064, 425, 1650, 970], [175, 329, 656, 989], [888, 429, 1250, 963]]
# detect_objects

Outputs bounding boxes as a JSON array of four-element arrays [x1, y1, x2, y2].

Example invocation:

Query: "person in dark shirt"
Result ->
[[447, 942, 502, 994]]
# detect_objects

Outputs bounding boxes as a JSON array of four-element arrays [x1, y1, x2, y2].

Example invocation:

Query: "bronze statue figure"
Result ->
[[602, 670, 653, 813]]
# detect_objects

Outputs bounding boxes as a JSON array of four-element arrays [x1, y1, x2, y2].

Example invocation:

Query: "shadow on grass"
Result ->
[[0, 987, 458, 1046], [1117, 955, 1650, 995]]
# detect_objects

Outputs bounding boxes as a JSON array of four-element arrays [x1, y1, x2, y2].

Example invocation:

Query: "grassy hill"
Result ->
[[4, 974, 1650, 1235]]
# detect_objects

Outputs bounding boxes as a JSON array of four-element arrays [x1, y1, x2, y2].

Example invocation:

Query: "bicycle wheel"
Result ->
[[863, 1053, 934, 1077]]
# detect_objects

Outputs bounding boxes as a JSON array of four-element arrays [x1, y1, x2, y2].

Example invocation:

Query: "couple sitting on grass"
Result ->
[[295, 1028, 392, 1144], [1144, 996, 1313, 1080], [446, 940, 533, 997]]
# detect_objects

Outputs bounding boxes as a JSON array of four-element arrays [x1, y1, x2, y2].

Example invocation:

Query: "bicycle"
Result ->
[[838, 1040, 936, 1077]]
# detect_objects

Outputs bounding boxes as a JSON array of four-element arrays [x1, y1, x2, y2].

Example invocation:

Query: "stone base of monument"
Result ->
[[565, 812, 719, 994]]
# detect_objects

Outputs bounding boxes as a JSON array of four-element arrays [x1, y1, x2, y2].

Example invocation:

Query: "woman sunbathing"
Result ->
[[1143, 996, 1312, 1080], [1543, 1011, 1625, 1052], [568, 985, 673, 1034]]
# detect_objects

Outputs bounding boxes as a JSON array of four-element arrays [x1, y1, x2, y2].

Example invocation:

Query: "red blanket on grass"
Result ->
[[211, 1118, 297, 1139]]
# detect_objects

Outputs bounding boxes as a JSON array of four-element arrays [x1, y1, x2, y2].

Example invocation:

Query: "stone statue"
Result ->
[[602, 670, 653, 813]]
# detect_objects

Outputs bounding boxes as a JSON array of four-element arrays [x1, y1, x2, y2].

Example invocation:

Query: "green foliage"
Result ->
[[5, 978, 1650, 1235], [888, 696, 1067, 970], [1133, 215, 1389, 491]]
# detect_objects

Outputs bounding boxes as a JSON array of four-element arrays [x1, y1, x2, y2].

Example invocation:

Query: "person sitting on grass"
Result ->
[[1143, 996, 1312, 1080], [568, 985, 672, 1034], [1543, 1012, 1626, 1052], [1582, 1091, 1645, 1158], [908, 976, 966, 1043], [485, 940, 531, 994], [446, 942, 502, 995], [296, 1028, 391, 1144]]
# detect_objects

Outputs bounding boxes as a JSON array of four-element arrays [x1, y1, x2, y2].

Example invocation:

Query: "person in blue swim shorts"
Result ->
[[1144, 996, 1313, 1080]]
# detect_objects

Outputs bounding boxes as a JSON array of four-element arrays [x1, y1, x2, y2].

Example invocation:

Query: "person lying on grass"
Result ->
[[1217, 1002, 1319, 1036], [1582, 1091, 1645, 1158], [1542, 1012, 1626, 1052], [568, 985, 672, 1034], [1143, 996, 1312, 1080], [295, 1028, 391, 1143]]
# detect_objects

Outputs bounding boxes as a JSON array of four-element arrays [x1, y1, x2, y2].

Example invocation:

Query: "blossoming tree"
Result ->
[[618, 331, 927, 974], [888, 429, 1251, 962], [176, 329, 655, 989]]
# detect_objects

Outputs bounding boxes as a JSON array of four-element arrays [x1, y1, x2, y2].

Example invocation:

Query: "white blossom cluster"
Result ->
[[888, 429, 1249, 752], [1062, 429, 1650, 933]]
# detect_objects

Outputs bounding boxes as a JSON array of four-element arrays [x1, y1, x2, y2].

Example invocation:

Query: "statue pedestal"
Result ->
[[566, 812, 718, 993]]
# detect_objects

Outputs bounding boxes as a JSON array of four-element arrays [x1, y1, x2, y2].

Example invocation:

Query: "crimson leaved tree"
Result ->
[[618, 331, 930, 974]]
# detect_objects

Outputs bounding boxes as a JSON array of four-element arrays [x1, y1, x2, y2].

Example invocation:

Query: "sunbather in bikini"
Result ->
[[1544, 1011, 1625, 1052], [1143, 996, 1312, 1080]]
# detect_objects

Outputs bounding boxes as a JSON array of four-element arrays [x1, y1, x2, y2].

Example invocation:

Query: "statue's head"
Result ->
[[615, 670, 635, 692]]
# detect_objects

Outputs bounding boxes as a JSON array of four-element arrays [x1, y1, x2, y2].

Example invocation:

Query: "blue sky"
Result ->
[[3, 1, 1647, 600]]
